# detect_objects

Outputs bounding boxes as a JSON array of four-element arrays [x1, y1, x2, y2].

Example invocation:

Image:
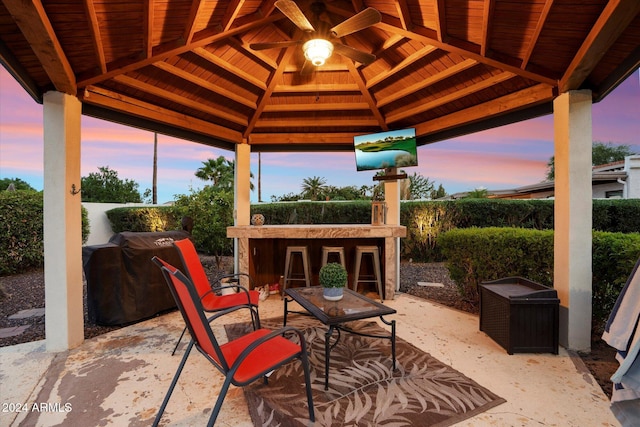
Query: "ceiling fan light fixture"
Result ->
[[303, 38, 333, 66]]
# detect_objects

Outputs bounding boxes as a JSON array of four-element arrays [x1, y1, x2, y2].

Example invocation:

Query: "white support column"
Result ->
[[553, 89, 593, 352], [234, 143, 251, 281], [43, 91, 84, 351], [384, 177, 401, 295]]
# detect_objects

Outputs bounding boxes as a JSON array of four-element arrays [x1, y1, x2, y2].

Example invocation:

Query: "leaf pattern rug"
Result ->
[[225, 315, 505, 427]]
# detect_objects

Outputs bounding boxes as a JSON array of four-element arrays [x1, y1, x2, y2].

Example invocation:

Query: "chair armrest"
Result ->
[[229, 326, 307, 373]]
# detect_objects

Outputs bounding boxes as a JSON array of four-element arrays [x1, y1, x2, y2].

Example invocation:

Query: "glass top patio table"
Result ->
[[284, 286, 396, 389], [284, 286, 396, 324]]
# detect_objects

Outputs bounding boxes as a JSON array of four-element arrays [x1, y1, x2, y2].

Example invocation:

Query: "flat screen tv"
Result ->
[[354, 128, 418, 171]]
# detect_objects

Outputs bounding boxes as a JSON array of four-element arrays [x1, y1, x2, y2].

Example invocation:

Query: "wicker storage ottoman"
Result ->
[[479, 277, 559, 354]]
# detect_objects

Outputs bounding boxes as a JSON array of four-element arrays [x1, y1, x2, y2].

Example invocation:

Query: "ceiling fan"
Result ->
[[250, 0, 381, 71]]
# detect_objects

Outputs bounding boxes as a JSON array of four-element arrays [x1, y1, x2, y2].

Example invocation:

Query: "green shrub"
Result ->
[[106, 206, 179, 232], [0, 191, 89, 275], [439, 227, 640, 334], [438, 227, 554, 301]]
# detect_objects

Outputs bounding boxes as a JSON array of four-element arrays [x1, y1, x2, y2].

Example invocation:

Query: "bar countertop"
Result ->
[[227, 224, 406, 239]]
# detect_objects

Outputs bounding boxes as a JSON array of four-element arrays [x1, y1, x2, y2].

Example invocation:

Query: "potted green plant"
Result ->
[[319, 262, 348, 301]]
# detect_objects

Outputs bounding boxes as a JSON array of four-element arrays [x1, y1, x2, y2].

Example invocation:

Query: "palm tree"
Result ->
[[195, 156, 255, 191], [195, 157, 232, 187], [301, 176, 327, 200]]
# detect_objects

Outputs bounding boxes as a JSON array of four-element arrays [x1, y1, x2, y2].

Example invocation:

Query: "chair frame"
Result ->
[[153, 265, 315, 426], [168, 239, 261, 355]]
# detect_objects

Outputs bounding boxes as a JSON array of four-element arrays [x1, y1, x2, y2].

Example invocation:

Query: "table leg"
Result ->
[[380, 316, 396, 370], [325, 325, 336, 390]]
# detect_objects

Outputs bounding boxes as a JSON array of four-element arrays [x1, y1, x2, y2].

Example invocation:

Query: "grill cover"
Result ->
[[83, 231, 190, 325]]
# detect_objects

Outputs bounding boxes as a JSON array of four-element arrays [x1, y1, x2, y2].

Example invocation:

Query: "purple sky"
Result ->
[[1, 67, 638, 203]]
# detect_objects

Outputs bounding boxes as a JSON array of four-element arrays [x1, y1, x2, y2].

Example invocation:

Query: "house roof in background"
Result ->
[[1, 0, 639, 152]]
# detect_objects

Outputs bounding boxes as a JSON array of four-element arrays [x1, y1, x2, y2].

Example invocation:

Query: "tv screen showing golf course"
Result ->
[[354, 128, 418, 171]]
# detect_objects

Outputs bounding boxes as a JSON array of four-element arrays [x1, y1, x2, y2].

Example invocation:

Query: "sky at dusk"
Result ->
[[1, 67, 638, 204]]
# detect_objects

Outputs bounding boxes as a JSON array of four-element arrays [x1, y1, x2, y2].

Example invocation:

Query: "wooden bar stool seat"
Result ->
[[321, 246, 346, 268], [283, 246, 311, 297], [353, 245, 383, 301]]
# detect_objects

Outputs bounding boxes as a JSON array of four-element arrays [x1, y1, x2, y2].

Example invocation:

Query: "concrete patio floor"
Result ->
[[0, 292, 619, 426]]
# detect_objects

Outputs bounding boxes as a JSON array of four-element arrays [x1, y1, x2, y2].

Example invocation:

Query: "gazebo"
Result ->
[[1, 0, 638, 352]]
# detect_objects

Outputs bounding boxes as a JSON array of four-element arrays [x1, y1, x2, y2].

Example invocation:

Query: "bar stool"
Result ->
[[321, 246, 346, 268], [282, 246, 311, 297], [353, 245, 383, 301]]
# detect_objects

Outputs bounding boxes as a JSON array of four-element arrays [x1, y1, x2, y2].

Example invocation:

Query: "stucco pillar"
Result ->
[[43, 91, 84, 351], [234, 143, 251, 281], [384, 178, 401, 295], [553, 89, 593, 352]]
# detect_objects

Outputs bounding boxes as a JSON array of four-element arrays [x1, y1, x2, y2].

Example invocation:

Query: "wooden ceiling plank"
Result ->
[[367, 45, 437, 88], [77, 12, 282, 88], [83, 85, 243, 143], [193, 46, 267, 90], [522, 0, 554, 69], [183, 0, 206, 44], [254, 118, 379, 127], [3, 0, 76, 94], [378, 19, 557, 86], [152, 61, 257, 109], [274, 83, 360, 92], [263, 102, 370, 112], [376, 58, 478, 108], [560, 0, 640, 92], [83, 0, 107, 73], [249, 132, 355, 145], [415, 83, 555, 135], [387, 71, 517, 124], [344, 59, 386, 129], [112, 74, 247, 126]]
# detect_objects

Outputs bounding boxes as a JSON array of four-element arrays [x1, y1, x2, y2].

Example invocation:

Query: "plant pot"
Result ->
[[323, 286, 344, 301]]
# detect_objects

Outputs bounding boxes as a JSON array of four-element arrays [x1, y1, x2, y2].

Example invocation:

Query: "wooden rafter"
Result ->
[[480, 0, 495, 57], [344, 59, 386, 129], [3, 0, 76, 94], [366, 45, 437, 88], [522, 0, 554, 69], [83, 0, 107, 73]]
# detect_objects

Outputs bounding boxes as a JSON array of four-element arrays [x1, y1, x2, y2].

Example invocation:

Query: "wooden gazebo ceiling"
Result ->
[[1, 0, 639, 152]]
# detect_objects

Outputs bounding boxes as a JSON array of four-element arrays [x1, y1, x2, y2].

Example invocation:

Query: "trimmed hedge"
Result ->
[[438, 227, 640, 332], [0, 191, 89, 276], [106, 206, 179, 232]]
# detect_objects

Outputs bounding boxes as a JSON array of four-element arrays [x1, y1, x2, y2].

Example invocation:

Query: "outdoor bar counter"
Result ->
[[227, 224, 406, 299]]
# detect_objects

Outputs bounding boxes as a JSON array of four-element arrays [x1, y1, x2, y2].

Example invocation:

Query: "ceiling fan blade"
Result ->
[[250, 41, 301, 50], [330, 8, 381, 38], [333, 43, 376, 65], [275, 0, 315, 32]]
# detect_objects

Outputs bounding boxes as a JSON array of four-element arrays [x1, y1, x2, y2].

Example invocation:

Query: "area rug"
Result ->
[[225, 315, 505, 427]]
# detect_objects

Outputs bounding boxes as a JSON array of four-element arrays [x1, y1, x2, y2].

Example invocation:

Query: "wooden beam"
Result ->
[[183, 0, 206, 44], [263, 102, 370, 112], [193, 47, 267, 90], [415, 83, 555, 135], [144, 0, 154, 58], [522, 0, 554, 69], [344, 59, 386, 129], [83, 0, 107, 73], [222, 0, 246, 31], [395, 0, 412, 31], [83, 86, 243, 143], [77, 12, 282, 87], [560, 0, 640, 92], [3, 0, 76, 94], [253, 117, 379, 127], [249, 132, 356, 145], [152, 61, 257, 109], [480, 0, 495, 57], [112, 75, 247, 126], [274, 83, 360, 92], [387, 72, 517, 123], [377, 19, 557, 86], [377, 59, 478, 108], [366, 45, 437, 88]]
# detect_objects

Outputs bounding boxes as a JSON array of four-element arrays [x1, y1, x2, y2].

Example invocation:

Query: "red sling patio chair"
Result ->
[[169, 238, 261, 355], [152, 262, 315, 427]]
